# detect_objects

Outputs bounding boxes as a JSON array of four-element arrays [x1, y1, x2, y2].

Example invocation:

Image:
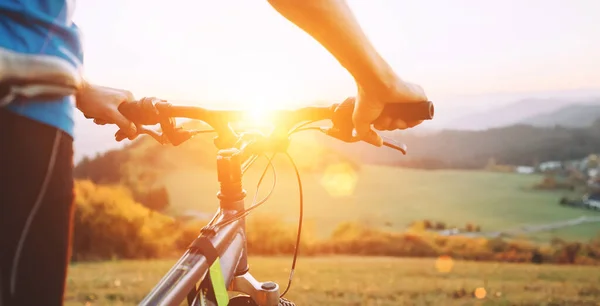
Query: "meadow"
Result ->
[[68, 138, 600, 305], [163, 164, 600, 241], [65, 256, 600, 306]]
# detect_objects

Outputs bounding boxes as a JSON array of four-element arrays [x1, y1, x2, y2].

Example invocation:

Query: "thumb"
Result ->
[[352, 105, 383, 146], [364, 129, 383, 147], [352, 98, 382, 140]]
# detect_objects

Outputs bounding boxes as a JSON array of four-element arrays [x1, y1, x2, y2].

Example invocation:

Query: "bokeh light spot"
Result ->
[[435, 255, 454, 273], [475, 287, 487, 299], [320, 163, 358, 197]]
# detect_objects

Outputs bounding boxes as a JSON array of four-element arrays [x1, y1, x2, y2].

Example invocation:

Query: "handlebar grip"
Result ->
[[380, 100, 434, 121], [340, 98, 434, 122], [118, 98, 165, 125], [332, 97, 434, 131]]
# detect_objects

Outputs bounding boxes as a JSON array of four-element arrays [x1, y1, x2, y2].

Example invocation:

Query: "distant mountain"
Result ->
[[442, 97, 600, 130], [427, 88, 600, 130], [317, 121, 600, 169], [518, 103, 600, 128]]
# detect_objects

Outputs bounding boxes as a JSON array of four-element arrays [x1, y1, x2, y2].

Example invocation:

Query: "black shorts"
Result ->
[[0, 108, 74, 306]]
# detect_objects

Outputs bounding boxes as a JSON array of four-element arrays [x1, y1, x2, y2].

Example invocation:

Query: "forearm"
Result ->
[[267, 0, 399, 92]]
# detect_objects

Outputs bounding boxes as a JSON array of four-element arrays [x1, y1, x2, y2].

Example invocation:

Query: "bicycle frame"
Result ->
[[140, 144, 281, 306]]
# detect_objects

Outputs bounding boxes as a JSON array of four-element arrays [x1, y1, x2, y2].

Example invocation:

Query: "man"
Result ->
[[0, 0, 428, 305]]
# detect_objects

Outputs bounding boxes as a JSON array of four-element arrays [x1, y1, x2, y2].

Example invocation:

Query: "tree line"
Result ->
[[325, 119, 600, 169], [72, 180, 600, 265]]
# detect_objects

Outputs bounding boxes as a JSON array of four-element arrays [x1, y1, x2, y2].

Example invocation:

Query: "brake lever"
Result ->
[[115, 125, 169, 144], [320, 127, 407, 154], [381, 136, 407, 154]]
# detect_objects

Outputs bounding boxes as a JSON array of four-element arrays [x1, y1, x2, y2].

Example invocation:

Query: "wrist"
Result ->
[[75, 79, 92, 109], [352, 52, 399, 96]]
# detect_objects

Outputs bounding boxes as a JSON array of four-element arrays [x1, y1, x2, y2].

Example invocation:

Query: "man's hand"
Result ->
[[76, 83, 138, 140], [353, 79, 428, 146]]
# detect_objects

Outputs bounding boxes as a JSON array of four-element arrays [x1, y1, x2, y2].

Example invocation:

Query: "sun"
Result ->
[[240, 102, 275, 128], [248, 107, 270, 123]]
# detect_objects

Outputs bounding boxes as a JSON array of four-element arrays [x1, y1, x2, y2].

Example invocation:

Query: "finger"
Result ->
[[364, 128, 383, 147], [352, 101, 381, 139], [109, 107, 137, 138], [405, 120, 423, 128], [115, 130, 128, 142], [373, 116, 392, 131], [393, 119, 409, 130], [93, 118, 108, 125]]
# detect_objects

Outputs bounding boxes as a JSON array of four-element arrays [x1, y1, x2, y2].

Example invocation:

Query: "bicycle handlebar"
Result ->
[[116, 97, 434, 151]]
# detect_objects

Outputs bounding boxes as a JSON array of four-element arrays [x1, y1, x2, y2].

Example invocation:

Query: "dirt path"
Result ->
[[443, 216, 600, 238]]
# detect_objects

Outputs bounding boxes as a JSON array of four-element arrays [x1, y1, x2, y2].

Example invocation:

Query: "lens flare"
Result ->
[[474, 287, 487, 299], [320, 163, 358, 197], [435, 255, 454, 273]]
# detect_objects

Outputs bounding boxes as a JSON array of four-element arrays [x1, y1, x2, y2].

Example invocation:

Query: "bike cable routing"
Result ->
[[116, 96, 434, 298]]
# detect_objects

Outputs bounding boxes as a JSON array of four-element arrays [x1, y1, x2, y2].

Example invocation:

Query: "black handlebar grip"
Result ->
[[380, 100, 434, 121], [332, 97, 434, 132], [117, 98, 163, 125], [340, 98, 434, 122]]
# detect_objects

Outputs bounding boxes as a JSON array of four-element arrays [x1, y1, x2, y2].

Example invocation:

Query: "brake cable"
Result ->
[[288, 120, 320, 135], [211, 153, 277, 229], [180, 125, 313, 298], [280, 151, 303, 298], [289, 126, 324, 135]]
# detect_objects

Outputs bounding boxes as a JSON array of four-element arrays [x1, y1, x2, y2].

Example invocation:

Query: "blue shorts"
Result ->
[[0, 1, 83, 137]]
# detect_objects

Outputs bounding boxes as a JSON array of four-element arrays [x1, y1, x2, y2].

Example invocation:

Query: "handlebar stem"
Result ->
[[216, 148, 247, 205]]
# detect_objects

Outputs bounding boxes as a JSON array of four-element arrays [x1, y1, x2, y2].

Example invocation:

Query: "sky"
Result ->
[[72, 0, 600, 110], [70, 0, 600, 160]]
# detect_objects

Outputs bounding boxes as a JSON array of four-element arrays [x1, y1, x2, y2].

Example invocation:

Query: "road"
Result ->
[[439, 216, 600, 238]]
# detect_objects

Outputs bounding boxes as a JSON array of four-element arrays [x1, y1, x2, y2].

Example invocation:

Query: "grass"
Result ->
[[65, 256, 600, 306], [162, 163, 600, 241]]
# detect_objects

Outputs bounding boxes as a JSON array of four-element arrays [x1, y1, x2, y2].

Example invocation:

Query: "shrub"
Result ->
[[72, 180, 180, 261]]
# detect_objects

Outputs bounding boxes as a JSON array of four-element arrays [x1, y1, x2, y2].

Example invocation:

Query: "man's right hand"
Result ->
[[352, 79, 428, 146]]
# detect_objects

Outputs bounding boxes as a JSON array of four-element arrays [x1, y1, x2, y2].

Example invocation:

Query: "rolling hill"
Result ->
[[518, 103, 600, 128], [320, 120, 600, 169], [73, 119, 600, 242], [441, 97, 600, 131]]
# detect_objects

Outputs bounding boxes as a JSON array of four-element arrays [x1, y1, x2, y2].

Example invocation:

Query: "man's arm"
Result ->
[[267, 0, 427, 140], [266, 0, 401, 96]]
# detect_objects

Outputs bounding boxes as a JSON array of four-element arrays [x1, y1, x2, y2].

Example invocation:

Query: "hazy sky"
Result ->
[[69, 0, 600, 160], [72, 0, 600, 109]]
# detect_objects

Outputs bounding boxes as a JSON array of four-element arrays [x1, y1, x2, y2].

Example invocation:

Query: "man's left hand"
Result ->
[[76, 83, 138, 140]]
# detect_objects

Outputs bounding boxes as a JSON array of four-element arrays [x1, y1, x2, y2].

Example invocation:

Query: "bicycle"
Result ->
[[115, 96, 434, 306]]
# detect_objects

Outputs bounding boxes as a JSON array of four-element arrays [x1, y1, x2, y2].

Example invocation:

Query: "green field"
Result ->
[[162, 164, 600, 241], [65, 256, 600, 305]]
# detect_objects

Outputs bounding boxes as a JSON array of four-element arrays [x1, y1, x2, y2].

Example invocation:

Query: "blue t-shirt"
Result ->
[[0, 0, 82, 137]]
